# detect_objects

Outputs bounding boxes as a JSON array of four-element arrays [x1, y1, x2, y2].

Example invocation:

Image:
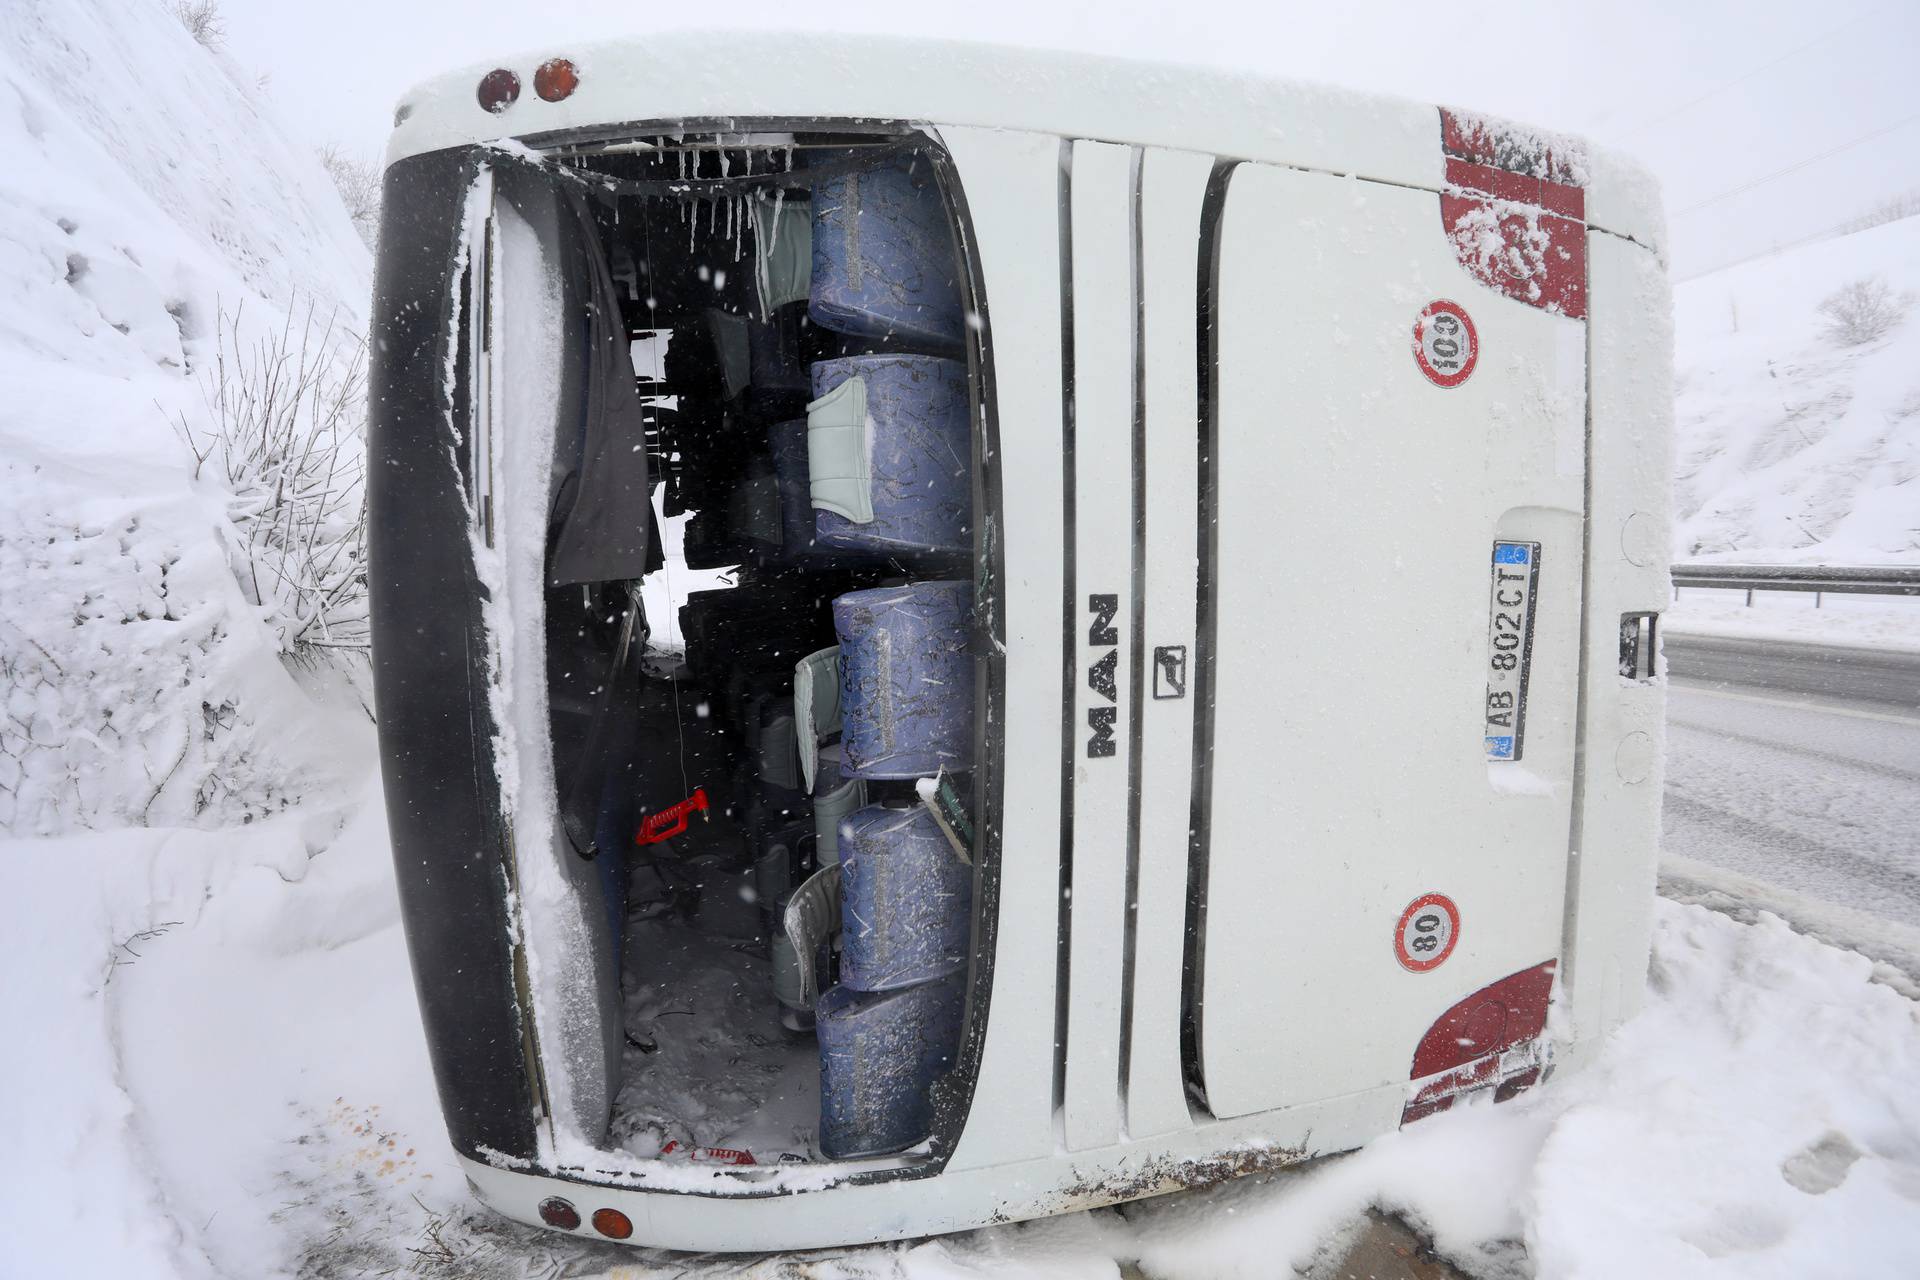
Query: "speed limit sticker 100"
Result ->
[[1413, 300, 1478, 388], [1395, 894, 1460, 972]]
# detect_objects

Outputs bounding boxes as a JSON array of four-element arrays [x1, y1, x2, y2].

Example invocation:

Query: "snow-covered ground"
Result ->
[[3, 3, 1919, 1277], [9, 782, 1920, 1280], [1664, 590, 1920, 655]]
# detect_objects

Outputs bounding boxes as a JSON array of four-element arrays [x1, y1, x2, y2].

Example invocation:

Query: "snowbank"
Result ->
[[0, 0, 373, 835], [1660, 853, 1920, 1000], [0, 785, 458, 1280], [1664, 590, 1920, 654], [13, 786, 1917, 1278], [1673, 215, 1920, 565], [1119, 899, 1920, 1279]]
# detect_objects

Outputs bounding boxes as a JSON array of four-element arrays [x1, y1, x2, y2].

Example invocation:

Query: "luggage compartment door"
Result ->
[[1194, 163, 1587, 1120]]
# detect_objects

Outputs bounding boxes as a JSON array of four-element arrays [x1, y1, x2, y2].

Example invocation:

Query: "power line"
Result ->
[[1672, 111, 1920, 218], [1618, 6, 1880, 138]]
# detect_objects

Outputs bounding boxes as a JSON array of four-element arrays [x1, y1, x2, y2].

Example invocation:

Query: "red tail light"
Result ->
[[535, 58, 580, 103], [537, 1197, 580, 1230], [1402, 960, 1557, 1125], [477, 69, 520, 114]]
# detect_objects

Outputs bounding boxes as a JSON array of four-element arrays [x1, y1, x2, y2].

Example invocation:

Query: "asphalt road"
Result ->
[[1662, 632, 1920, 923], [1665, 632, 1920, 710]]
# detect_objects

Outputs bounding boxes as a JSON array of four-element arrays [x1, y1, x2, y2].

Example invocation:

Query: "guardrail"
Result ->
[[1671, 563, 1920, 605]]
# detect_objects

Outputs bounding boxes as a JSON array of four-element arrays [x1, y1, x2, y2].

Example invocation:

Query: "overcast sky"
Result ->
[[218, 0, 1920, 280]]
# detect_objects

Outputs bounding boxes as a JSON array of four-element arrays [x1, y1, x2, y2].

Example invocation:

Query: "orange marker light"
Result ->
[[591, 1207, 634, 1239], [534, 58, 580, 103]]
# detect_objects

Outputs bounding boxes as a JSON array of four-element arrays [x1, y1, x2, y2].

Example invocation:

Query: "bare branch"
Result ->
[[168, 1, 225, 49], [171, 296, 371, 661], [1817, 276, 1912, 347]]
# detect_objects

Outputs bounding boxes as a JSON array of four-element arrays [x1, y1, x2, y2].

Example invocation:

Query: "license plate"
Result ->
[[1484, 541, 1541, 761]]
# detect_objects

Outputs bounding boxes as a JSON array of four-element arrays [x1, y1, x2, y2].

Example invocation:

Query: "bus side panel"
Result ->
[[1062, 140, 1137, 1153], [1560, 232, 1673, 1051], [367, 145, 541, 1163], [937, 126, 1068, 1172], [1198, 164, 1585, 1120], [1124, 146, 1214, 1141]]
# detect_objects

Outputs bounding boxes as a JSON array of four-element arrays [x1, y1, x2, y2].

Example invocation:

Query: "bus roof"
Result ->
[[384, 31, 1662, 255]]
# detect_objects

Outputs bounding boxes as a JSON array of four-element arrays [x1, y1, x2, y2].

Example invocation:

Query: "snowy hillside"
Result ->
[[1673, 216, 1920, 564], [0, 4, 396, 1273], [0, 0, 373, 834]]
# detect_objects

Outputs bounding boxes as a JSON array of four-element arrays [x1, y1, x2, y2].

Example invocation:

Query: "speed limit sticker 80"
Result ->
[[1395, 893, 1460, 972]]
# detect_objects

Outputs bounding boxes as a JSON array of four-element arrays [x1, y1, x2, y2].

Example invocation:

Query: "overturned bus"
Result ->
[[366, 33, 1673, 1252]]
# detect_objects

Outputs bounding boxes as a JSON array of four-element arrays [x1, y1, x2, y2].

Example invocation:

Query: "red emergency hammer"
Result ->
[[634, 787, 709, 847]]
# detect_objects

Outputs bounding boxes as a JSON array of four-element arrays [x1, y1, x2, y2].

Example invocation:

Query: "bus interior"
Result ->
[[489, 127, 990, 1171]]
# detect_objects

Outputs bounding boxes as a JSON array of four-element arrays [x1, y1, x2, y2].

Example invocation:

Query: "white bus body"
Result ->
[[368, 32, 1672, 1251]]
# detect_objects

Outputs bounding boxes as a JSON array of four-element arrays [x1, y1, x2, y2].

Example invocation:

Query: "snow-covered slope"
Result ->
[[0, 5, 394, 1273], [0, 0, 373, 834], [1673, 216, 1920, 564]]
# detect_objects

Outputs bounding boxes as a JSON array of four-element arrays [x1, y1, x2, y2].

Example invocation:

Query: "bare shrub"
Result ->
[[174, 300, 369, 662], [1816, 276, 1909, 347], [318, 144, 380, 249], [168, 0, 226, 49]]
